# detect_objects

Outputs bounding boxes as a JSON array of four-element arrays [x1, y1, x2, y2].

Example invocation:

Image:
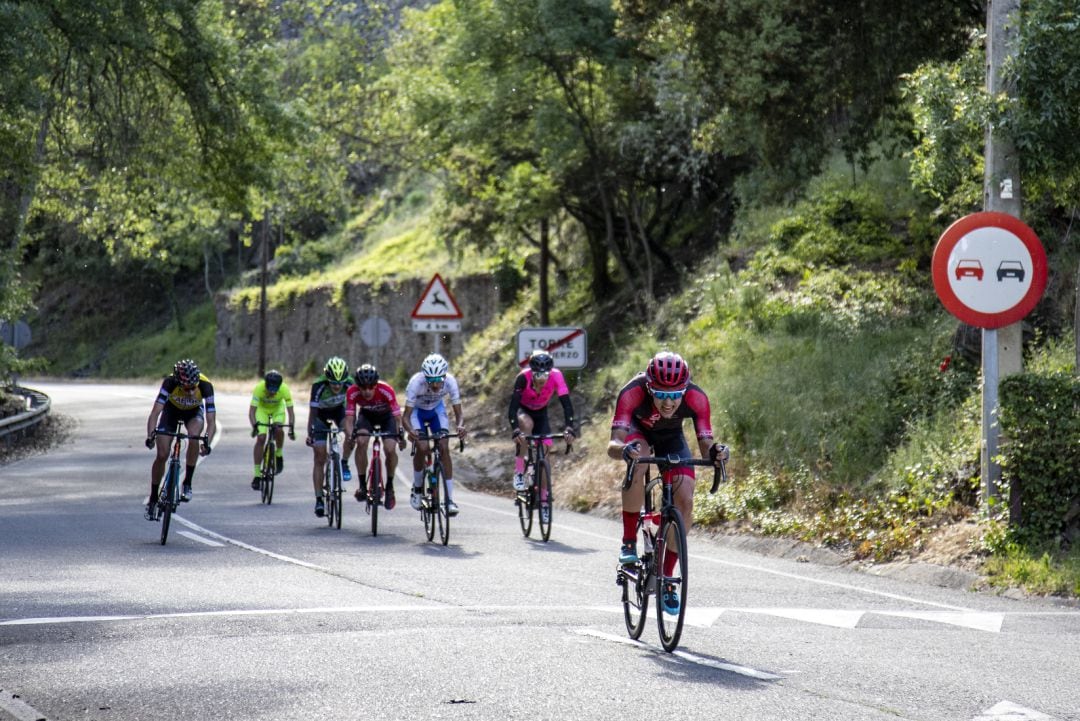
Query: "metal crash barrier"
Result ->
[[0, 386, 51, 444]]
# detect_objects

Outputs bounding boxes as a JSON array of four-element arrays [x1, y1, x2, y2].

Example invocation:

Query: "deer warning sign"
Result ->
[[411, 274, 463, 319]]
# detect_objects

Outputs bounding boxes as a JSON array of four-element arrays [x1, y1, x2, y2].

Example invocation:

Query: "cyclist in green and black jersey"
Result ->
[[305, 356, 354, 517]]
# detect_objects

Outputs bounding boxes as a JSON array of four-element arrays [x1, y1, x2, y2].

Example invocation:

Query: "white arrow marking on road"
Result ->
[[973, 700, 1057, 720], [738, 607, 866, 628], [879, 610, 1004, 633]]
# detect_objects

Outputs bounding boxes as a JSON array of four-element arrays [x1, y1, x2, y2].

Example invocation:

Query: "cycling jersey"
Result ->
[[508, 368, 575, 431], [309, 375, 351, 411], [404, 372, 461, 410], [610, 374, 713, 440], [251, 379, 294, 413], [346, 381, 402, 418], [156, 375, 216, 414]]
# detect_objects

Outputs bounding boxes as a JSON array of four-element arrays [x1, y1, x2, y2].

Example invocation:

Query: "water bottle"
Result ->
[[642, 511, 660, 553]]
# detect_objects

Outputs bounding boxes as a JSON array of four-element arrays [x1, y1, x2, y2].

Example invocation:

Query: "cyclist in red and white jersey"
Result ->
[[507, 350, 576, 490], [607, 352, 728, 603], [344, 363, 406, 510]]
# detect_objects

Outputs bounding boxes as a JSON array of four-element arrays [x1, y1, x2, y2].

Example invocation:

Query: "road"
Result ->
[[1, 382, 1078, 721]]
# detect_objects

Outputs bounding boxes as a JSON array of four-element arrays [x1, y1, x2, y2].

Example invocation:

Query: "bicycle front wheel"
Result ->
[[332, 457, 343, 530], [322, 461, 334, 528], [620, 558, 650, 640], [422, 472, 436, 541], [436, 466, 450, 546], [537, 460, 553, 542], [516, 472, 533, 538], [160, 464, 179, 545], [655, 508, 689, 652], [262, 444, 276, 505], [368, 462, 381, 536]]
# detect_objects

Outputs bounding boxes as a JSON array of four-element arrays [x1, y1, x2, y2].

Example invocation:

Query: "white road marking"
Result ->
[[740, 607, 866, 629], [176, 530, 225, 547], [574, 629, 782, 680], [172, 516, 328, 570], [880, 609, 1004, 633], [973, 700, 1057, 720]]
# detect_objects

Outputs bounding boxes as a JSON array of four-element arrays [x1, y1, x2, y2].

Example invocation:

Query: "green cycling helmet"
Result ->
[[324, 356, 348, 383]]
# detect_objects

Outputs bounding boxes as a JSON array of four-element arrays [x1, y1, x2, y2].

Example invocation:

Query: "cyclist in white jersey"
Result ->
[[401, 353, 467, 515]]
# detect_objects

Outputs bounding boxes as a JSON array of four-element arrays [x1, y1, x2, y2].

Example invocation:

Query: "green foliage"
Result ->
[[999, 373, 1080, 546], [96, 302, 218, 379], [983, 541, 1080, 597]]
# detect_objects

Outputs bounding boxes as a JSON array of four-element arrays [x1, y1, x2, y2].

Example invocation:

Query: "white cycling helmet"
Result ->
[[421, 353, 449, 379]]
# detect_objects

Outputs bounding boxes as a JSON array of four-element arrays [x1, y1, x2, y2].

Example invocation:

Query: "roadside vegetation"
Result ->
[[3, 0, 1078, 597]]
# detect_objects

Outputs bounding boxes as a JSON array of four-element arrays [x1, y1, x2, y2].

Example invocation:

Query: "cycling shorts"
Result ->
[[410, 404, 449, 438], [157, 404, 204, 434], [516, 406, 553, 446], [254, 406, 287, 433], [625, 426, 695, 481], [310, 406, 347, 444], [354, 411, 398, 437]]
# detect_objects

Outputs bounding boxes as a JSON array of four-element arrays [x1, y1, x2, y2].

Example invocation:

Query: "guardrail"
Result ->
[[0, 386, 51, 442]]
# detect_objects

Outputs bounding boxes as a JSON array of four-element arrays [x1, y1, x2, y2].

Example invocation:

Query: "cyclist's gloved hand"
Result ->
[[305, 435, 314, 447], [457, 425, 468, 441], [710, 442, 730, 464], [288, 428, 296, 441], [250, 426, 258, 438], [622, 441, 640, 461], [564, 426, 576, 441], [201, 441, 212, 456], [145, 436, 155, 449], [512, 428, 523, 439]]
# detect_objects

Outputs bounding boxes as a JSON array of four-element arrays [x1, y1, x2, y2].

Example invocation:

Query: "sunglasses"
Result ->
[[425, 376, 444, 383], [650, 387, 686, 401], [358, 383, 377, 390]]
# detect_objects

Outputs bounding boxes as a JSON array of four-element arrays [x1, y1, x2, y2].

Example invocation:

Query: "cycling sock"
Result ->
[[622, 511, 638, 542], [413, 470, 423, 486], [254, 464, 261, 476], [184, 465, 195, 485], [514, 457, 525, 474], [445, 478, 454, 499], [664, 548, 679, 576]]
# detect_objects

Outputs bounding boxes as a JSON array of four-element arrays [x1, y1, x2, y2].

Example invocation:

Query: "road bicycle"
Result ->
[[150, 426, 208, 546], [411, 427, 464, 546], [358, 426, 403, 537], [616, 451, 726, 652], [514, 433, 571, 542], [322, 427, 346, 530], [255, 421, 291, 505]]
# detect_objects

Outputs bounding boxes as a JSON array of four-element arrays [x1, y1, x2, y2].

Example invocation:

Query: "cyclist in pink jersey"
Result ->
[[507, 350, 576, 490], [607, 351, 729, 608]]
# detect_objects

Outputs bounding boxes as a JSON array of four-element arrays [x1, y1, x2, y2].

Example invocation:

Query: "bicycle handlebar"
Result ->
[[523, 433, 573, 455], [410, 432, 466, 455], [152, 430, 209, 442], [255, 421, 293, 429], [623, 454, 727, 494]]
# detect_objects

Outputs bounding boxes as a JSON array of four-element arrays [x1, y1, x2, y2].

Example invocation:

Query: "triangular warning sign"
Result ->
[[411, 274, 463, 319]]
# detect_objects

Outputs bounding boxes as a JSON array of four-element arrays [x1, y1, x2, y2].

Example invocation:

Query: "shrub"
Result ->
[[999, 373, 1080, 546]]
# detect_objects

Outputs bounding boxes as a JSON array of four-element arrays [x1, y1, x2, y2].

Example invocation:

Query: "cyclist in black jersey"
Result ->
[[144, 359, 215, 517], [305, 357, 354, 517]]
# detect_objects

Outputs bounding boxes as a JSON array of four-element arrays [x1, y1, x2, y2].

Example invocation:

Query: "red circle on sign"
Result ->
[[931, 211, 1047, 329]]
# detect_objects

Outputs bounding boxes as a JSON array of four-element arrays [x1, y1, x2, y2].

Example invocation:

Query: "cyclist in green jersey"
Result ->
[[305, 357, 354, 517], [248, 369, 296, 489]]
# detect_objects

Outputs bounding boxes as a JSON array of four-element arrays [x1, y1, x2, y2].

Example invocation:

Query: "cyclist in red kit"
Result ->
[[607, 352, 729, 572]]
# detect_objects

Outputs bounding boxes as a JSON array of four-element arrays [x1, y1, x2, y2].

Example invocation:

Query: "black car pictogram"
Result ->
[[996, 260, 1025, 282]]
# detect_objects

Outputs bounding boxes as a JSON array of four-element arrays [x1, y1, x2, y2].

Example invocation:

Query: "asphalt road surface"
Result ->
[[1, 382, 1078, 721]]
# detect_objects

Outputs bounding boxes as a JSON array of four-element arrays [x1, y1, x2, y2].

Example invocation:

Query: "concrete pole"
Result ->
[[983, 0, 1023, 511]]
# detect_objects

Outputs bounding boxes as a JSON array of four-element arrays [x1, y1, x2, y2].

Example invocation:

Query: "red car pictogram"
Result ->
[[955, 259, 984, 280]]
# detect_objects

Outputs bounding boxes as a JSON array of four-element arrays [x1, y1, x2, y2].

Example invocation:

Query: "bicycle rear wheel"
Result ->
[[655, 508, 689, 652], [537, 460, 553, 542], [160, 464, 178, 545], [368, 462, 380, 536], [436, 466, 450, 546], [332, 456, 343, 530], [516, 470, 533, 538]]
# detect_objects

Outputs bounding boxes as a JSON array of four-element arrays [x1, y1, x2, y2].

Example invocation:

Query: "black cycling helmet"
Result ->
[[354, 364, 379, 387], [264, 369, 283, 392], [528, 350, 554, 374], [173, 359, 200, 389]]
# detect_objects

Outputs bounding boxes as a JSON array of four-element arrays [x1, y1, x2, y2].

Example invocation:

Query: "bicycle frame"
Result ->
[[359, 427, 400, 537], [616, 451, 726, 652], [515, 433, 570, 542], [412, 427, 463, 546], [153, 426, 207, 545], [323, 428, 345, 529], [255, 421, 288, 505]]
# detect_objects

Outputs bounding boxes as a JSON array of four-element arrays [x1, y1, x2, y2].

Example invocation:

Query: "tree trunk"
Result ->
[[539, 218, 550, 325]]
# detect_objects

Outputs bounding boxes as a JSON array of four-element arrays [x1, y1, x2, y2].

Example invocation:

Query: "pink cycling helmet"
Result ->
[[645, 352, 690, 390]]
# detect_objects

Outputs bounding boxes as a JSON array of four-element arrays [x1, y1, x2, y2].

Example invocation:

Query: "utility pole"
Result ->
[[258, 217, 268, 377], [539, 218, 550, 325], [983, 0, 1023, 512]]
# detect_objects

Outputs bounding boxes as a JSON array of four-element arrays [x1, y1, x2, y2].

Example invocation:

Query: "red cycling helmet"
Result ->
[[645, 352, 690, 390]]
